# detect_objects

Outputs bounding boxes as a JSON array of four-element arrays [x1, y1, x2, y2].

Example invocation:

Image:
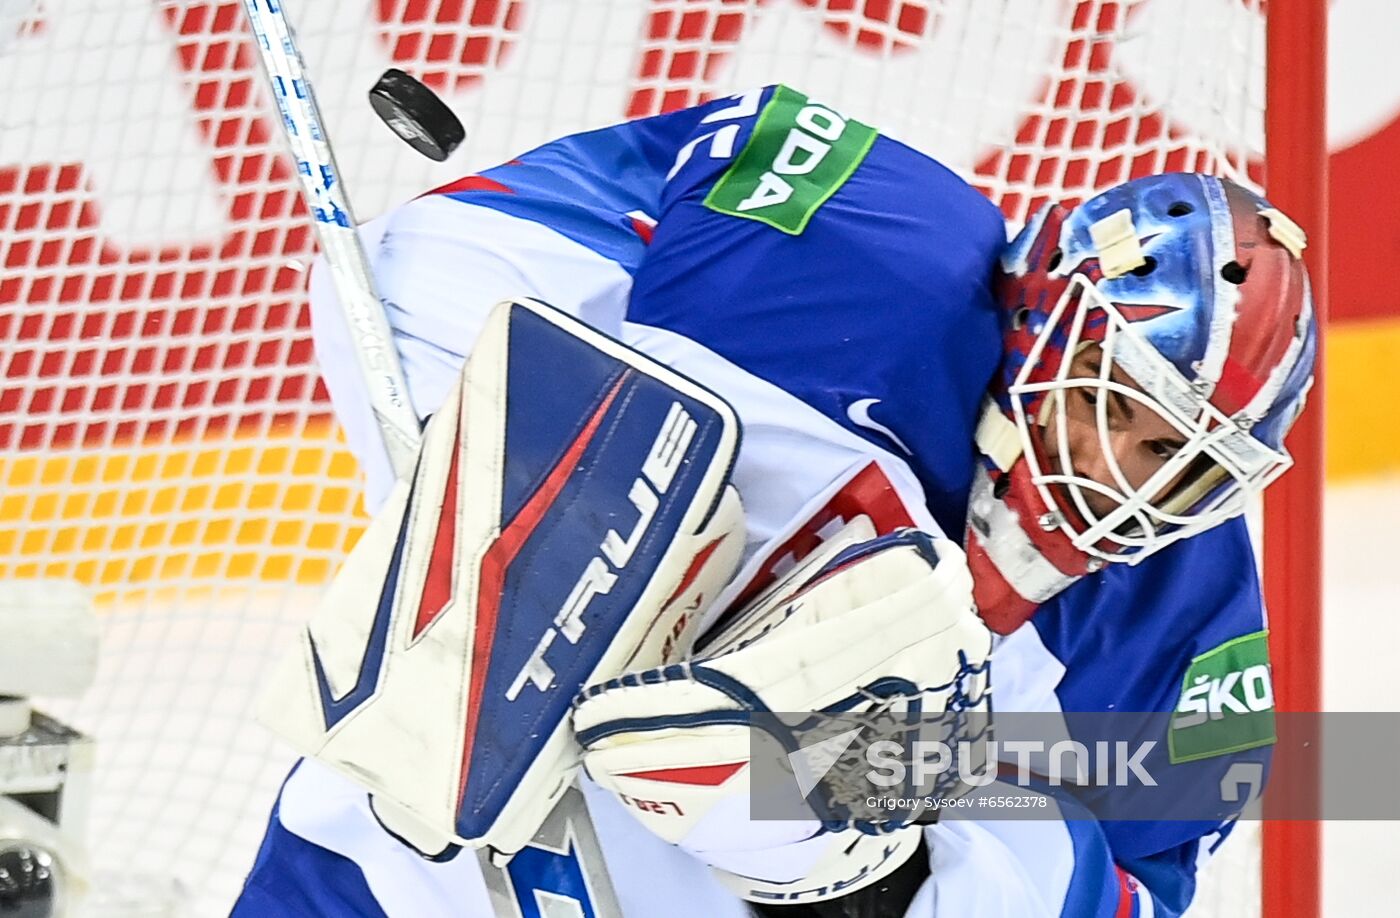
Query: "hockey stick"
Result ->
[[240, 0, 420, 480], [239, 3, 623, 915]]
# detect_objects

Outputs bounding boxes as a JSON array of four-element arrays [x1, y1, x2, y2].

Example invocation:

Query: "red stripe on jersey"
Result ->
[[620, 761, 747, 786], [1114, 866, 1138, 918], [427, 174, 514, 197], [725, 462, 916, 613]]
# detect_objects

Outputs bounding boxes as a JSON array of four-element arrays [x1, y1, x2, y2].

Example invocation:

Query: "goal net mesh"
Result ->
[[0, 0, 1271, 912]]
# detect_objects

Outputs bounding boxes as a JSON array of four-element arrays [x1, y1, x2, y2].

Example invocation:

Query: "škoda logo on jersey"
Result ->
[[706, 85, 877, 234], [1169, 630, 1276, 763]]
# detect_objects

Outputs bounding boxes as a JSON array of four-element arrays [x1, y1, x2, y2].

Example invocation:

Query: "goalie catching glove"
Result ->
[[572, 520, 993, 907]]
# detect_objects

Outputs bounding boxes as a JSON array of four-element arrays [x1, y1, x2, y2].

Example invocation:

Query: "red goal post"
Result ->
[[0, 1, 1325, 914], [1262, 2, 1326, 917]]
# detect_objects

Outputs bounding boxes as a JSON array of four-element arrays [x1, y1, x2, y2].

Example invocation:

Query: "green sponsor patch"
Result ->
[[1169, 630, 1276, 764], [704, 85, 876, 235]]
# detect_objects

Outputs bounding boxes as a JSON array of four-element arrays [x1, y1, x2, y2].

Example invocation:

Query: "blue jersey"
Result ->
[[236, 86, 1270, 918], [437, 84, 1005, 540]]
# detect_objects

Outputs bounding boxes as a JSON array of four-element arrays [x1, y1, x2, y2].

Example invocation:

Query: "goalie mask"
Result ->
[[966, 173, 1317, 633]]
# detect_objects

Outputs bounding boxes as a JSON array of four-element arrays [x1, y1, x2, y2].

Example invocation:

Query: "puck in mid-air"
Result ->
[[368, 68, 466, 162]]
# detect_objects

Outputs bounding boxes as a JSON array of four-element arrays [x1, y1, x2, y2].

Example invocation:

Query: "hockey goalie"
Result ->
[[237, 85, 1316, 918]]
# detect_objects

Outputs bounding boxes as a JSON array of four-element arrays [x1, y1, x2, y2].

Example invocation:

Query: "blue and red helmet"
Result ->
[[967, 174, 1316, 630]]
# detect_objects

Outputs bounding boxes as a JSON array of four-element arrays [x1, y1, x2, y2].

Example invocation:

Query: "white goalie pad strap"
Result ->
[[573, 523, 990, 903], [260, 298, 745, 856]]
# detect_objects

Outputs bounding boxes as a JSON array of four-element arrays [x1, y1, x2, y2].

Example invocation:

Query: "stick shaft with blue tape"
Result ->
[[240, 0, 421, 479]]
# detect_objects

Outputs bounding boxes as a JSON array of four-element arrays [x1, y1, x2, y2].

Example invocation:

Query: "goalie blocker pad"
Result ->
[[260, 298, 744, 856]]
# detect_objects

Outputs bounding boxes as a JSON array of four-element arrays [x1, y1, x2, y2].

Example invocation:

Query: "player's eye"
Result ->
[[1078, 387, 1121, 422], [1148, 439, 1184, 461]]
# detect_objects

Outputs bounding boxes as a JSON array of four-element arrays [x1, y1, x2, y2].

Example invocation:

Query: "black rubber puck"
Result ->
[[368, 68, 466, 162]]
